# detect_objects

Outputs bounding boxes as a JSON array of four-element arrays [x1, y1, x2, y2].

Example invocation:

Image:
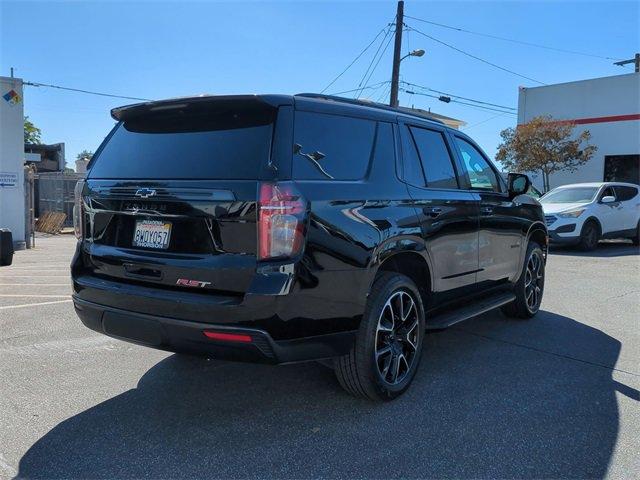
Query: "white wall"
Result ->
[[518, 73, 640, 191], [0, 76, 25, 248]]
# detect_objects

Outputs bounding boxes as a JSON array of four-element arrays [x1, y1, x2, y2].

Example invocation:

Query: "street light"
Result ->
[[391, 49, 425, 107], [401, 49, 425, 61]]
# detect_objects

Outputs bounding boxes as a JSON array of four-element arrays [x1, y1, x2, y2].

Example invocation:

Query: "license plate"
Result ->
[[132, 220, 172, 249]]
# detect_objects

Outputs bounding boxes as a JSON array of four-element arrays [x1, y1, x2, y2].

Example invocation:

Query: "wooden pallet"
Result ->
[[35, 211, 67, 234]]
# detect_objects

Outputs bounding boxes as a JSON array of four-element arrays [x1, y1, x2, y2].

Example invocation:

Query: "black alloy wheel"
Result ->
[[334, 272, 425, 400], [579, 221, 599, 251], [524, 248, 545, 314], [374, 290, 420, 385]]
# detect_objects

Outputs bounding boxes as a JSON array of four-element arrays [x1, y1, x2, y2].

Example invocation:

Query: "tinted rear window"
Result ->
[[89, 106, 274, 179], [410, 126, 458, 189], [293, 111, 376, 180], [615, 186, 638, 201]]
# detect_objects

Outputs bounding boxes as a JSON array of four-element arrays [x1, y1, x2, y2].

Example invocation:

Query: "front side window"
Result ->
[[293, 112, 376, 180], [455, 137, 500, 192], [600, 186, 617, 201], [409, 127, 458, 189]]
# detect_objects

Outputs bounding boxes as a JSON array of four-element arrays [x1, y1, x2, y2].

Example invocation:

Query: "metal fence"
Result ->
[[35, 172, 82, 227]]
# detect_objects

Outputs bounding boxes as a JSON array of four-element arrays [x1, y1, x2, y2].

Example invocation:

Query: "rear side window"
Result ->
[[409, 127, 458, 189], [615, 186, 638, 201], [400, 126, 426, 187], [293, 112, 376, 180], [89, 106, 274, 179]]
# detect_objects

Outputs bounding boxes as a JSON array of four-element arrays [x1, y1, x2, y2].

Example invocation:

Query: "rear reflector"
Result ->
[[203, 331, 252, 343]]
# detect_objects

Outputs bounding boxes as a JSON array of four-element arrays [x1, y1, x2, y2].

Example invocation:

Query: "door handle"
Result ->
[[481, 206, 494, 215], [425, 207, 443, 218]]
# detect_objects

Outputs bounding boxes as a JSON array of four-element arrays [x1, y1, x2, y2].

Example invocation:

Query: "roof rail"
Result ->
[[294, 93, 445, 125]]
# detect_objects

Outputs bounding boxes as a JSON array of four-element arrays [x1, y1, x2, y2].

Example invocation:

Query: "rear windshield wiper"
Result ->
[[294, 143, 333, 179]]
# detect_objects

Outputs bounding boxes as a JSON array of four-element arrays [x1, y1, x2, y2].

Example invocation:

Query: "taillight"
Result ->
[[258, 182, 306, 260], [203, 331, 252, 343], [73, 179, 85, 239]]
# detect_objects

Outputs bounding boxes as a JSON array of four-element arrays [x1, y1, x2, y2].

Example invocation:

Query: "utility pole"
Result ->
[[614, 53, 640, 73], [389, 0, 404, 107]]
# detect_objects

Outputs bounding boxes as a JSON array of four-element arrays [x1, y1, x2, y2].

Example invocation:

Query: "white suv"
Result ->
[[540, 182, 640, 250]]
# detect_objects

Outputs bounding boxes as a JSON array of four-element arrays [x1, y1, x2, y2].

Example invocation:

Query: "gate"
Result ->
[[35, 172, 82, 228]]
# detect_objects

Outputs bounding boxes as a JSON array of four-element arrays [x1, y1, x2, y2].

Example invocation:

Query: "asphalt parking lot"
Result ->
[[1, 235, 638, 479]]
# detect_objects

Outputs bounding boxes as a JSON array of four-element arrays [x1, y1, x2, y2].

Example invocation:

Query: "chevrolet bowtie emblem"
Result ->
[[134, 188, 157, 199]]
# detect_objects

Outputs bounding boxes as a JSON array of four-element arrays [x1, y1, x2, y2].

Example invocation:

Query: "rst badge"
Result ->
[[176, 278, 212, 288]]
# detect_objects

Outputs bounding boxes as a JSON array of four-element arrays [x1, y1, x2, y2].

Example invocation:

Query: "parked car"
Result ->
[[71, 94, 547, 400], [541, 182, 640, 250]]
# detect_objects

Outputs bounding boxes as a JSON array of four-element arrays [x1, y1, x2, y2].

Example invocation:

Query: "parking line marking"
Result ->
[[0, 294, 70, 298], [0, 275, 70, 278], [0, 299, 72, 310], [0, 283, 69, 286], [0, 335, 116, 355], [0, 265, 70, 268]]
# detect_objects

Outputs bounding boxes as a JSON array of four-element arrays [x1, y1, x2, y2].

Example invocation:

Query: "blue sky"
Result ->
[[1, 0, 638, 169]]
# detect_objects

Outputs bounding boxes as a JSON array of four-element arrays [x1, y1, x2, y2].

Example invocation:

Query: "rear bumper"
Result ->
[[73, 296, 356, 364]]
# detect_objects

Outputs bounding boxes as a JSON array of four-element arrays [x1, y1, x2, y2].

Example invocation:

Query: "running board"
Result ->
[[426, 292, 516, 330]]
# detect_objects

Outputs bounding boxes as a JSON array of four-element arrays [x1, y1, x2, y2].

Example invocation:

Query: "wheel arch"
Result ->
[[582, 216, 602, 235], [363, 240, 433, 309], [515, 221, 548, 282]]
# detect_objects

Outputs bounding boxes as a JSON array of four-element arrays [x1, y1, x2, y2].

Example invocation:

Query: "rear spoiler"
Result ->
[[111, 94, 294, 121]]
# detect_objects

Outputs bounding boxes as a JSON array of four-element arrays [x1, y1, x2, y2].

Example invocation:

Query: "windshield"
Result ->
[[89, 105, 274, 180], [541, 187, 598, 204]]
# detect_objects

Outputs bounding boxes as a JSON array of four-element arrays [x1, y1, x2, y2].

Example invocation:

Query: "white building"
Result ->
[[518, 73, 640, 191], [0, 76, 26, 249]]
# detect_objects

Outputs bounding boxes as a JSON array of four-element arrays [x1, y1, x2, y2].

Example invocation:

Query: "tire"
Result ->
[[632, 222, 640, 246], [578, 220, 600, 251], [334, 272, 425, 401], [501, 241, 545, 319]]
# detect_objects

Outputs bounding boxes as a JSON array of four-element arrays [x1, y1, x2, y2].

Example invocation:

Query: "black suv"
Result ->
[[72, 94, 547, 400]]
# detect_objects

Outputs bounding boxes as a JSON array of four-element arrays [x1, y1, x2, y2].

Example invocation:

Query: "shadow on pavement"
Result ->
[[550, 240, 639, 258], [17, 311, 637, 479]]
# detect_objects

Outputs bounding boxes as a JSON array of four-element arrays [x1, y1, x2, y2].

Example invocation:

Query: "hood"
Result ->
[[541, 202, 589, 214]]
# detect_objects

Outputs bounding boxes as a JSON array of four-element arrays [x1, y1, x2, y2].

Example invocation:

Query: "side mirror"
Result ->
[[507, 173, 531, 198], [601, 195, 616, 204]]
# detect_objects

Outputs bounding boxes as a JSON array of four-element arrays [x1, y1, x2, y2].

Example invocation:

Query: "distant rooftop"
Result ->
[[398, 106, 466, 129]]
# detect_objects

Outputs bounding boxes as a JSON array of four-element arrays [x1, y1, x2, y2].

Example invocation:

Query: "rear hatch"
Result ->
[[80, 96, 290, 296]]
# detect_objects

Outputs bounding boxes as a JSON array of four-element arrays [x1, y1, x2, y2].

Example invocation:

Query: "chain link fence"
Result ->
[[35, 172, 82, 227]]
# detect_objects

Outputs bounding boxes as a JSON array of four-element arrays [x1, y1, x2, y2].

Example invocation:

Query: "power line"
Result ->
[[355, 26, 393, 98], [462, 112, 512, 131], [405, 15, 623, 61], [320, 25, 390, 94], [364, 80, 390, 100], [375, 83, 392, 103], [329, 81, 389, 96], [401, 88, 516, 115], [23, 81, 152, 102], [407, 25, 546, 85], [357, 29, 395, 98], [401, 81, 516, 111]]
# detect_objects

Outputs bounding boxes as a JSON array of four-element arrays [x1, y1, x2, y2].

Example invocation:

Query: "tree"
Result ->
[[24, 116, 42, 144], [496, 115, 597, 192], [76, 150, 94, 161]]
